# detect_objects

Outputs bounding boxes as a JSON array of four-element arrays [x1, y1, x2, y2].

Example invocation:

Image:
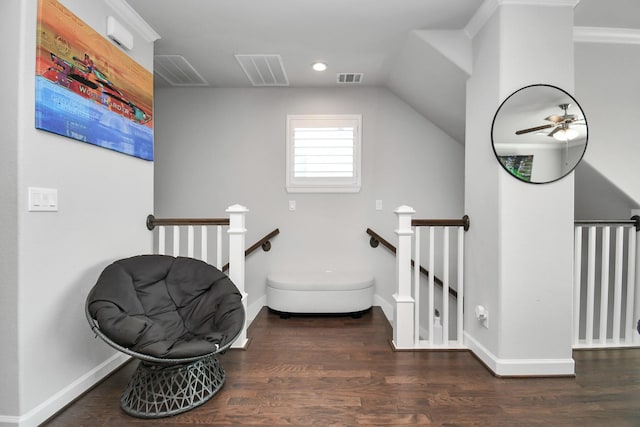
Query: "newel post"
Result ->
[[393, 205, 416, 349], [227, 204, 249, 349]]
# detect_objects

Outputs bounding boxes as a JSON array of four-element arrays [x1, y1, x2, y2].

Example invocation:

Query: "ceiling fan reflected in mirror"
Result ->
[[515, 103, 585, 141], [491, 83, 589, 184]]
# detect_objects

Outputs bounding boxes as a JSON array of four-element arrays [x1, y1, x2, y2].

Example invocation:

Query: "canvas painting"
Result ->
[[35, 0, 154, 160], [498, 155, 533, 182]]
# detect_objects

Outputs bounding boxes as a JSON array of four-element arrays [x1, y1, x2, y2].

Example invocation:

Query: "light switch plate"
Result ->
[[28, 187, 58, 212]]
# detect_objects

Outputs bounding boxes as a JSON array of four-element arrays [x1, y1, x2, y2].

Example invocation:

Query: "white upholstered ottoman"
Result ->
[[266, 271, 374, 316]]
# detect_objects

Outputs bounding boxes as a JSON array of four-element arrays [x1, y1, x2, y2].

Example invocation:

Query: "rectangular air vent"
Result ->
[[235, 54, 289, 86], [337, 73, 364, 84], [154, 55, 208, 86]]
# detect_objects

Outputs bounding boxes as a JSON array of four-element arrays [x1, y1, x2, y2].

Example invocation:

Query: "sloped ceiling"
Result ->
[[124, 0, 640, 152], [386, 30, 471, 144], [125, 0, 482, 89], [125, 0, 482, 146]]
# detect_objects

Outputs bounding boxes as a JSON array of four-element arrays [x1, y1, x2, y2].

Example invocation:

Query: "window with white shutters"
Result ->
[[286, 114, 362, 193]]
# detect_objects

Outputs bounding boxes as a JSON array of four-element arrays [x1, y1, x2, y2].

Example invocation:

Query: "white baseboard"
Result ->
[[374, 294, 393, 322], [0, 353, 130, 427], [247, 295, 266, 326], [0, 416, 20, 427], [464, 332, 575, 376]]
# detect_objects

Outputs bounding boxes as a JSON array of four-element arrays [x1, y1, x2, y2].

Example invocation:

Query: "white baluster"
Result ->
[[173, 226, 180, 257], [187, 226, 194, 258], [201, 226, 208, 263], [158, 226, 166, 255], [442, 227, 449, 346], [634, 226, 640, 346], [216, 225, 223, 270], [613, 226, 624, 345], [457, 225, 464, 347], [393, 205, 415, 349], [428, 227, 435, 346], [573, 226, 582, 345], [586, 226, 596, 345], [625, 227, 636, 343], [414, 226, 421, 345], [599, 226, 610, 345]]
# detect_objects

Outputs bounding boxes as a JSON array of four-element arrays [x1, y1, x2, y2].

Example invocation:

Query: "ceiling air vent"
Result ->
[[337, 73, 364, 84], [154, 55, 208, 86], [235, 54, 289, 86]]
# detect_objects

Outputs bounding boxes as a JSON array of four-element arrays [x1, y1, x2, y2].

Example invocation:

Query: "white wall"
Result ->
[[575, 43, 640, 205], [0, 1, 154, 425], [575, 162, 639, 220], [153, 86, 464, 319], [464, 7, 502, 360], [0, 0, 21, 420]]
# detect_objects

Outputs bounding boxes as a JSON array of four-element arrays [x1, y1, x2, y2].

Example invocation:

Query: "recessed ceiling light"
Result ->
[[312, 62, 327, 72]]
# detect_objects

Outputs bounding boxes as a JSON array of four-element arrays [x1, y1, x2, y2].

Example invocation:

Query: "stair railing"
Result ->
[[146, 204, 250, 348], [221, 228, 280, 272], [387, 206, 469, 350], [573, 216, 640, 349], [412, 214, 469, 350], [146, 214, 230, 269], [367, 228, 457, 298]]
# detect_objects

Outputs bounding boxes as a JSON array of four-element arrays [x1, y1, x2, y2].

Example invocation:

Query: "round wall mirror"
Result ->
[[491, 84, 588, 184]]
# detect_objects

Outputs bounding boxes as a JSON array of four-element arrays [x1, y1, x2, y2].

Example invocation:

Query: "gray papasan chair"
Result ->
[[86, 254, 245, 418]]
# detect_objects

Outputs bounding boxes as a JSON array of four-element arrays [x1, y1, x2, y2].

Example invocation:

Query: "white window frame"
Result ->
[[286, 114, 362, 193]]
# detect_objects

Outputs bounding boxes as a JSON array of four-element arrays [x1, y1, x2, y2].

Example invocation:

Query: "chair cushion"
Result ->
[[88, 255, 243, 359]]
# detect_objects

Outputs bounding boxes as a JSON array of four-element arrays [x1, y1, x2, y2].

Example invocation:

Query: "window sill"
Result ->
[[286, 185, 361, 194]]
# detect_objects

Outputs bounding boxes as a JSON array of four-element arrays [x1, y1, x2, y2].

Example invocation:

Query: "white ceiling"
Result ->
[[125, 0, 640, 144], [126, 0, 483, 88]]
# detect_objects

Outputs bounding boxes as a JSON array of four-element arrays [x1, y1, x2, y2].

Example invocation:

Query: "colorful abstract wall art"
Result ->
[[36, 0, 154, 160]]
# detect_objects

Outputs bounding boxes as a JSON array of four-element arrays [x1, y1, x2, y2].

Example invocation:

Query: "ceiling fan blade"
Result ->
[[548, 126, 561, 137], [545, 115, 564, 123], [515, 123, 555, 135], [545, 114, 577, 123]]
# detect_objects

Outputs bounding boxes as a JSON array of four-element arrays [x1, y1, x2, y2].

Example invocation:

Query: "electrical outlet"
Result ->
[[475, 305, 489, 329], [375, 200, 383, 211], [481, 311, 489, 329], [288, 200, 296, 211]]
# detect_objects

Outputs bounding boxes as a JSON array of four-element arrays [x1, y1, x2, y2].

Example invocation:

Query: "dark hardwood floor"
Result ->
[[45, 307, 640, 426]]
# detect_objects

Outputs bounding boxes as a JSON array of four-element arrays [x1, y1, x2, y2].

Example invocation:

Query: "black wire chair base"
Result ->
[[120, 355, 225, 418]]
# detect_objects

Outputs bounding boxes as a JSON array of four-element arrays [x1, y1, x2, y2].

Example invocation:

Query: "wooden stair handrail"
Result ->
[[222, 228, 280, 272], [575, 215, 640, 232], [412, 214, 470, 231], [146, 214, 229, 230], [366, 228, 457, 299]]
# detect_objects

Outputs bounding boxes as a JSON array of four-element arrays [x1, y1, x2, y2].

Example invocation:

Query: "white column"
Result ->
[[465, 1, 577, 376], [393, 205, 415, 349], [226, 204, 249, 349]]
